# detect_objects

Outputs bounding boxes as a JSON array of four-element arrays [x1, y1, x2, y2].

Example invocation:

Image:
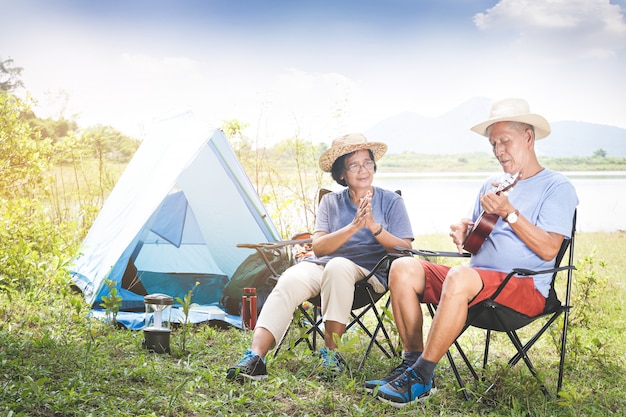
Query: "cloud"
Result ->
[[474, 0, 626, 59]]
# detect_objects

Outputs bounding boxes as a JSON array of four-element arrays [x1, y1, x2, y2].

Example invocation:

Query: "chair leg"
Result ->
[[446, 348, 471, 401], [503, 311, 565, 397], [480, 330, 549, 397], [427, 304, 488, 401], [274, 304, 323, 357], [374, 297, 398, 357], [355, 296, 397, 371], [557, 308, 571, 394], [483, 329, 491, 370], [427, 303, 476, 401], [276, 289, 400, 371], [308, 305, 324, 352]]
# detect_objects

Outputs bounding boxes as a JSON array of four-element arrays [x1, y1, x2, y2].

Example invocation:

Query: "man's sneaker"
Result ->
[[318, 348, 346, 379], [376, 367, 433, 408], [364, 359, 412, 393], [226, 349, 268, 382]]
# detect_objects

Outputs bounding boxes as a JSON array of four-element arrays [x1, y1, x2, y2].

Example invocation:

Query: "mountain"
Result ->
[[538, 122, 626, 158], [365, 97, 626, 157]]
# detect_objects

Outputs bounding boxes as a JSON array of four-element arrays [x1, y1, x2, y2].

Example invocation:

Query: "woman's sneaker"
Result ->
[[318, 348, 347, 379], [376, 367, 433, 408], [364, 359, 412, 393], [226, 349, 268, 382]]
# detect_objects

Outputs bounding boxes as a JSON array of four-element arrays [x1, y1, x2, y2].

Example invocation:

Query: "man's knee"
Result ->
[[443, 266, 482, 300], [389, 257, 424, 289]]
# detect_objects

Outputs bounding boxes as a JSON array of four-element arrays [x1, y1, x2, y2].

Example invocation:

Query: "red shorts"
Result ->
[[418, 259, 546, 317]]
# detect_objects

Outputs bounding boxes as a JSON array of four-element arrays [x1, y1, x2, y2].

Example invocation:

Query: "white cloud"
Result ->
[[474, 0, 626, 59]]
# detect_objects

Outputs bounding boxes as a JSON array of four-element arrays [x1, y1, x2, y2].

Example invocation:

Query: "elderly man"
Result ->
[[367, 98, 578, 407]]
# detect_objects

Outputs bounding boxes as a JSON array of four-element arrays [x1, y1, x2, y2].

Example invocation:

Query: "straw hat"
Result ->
[[319, 133, 387, 172], [471, 98, 551, 139]]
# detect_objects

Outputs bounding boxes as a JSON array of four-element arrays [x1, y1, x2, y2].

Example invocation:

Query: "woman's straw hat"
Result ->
[[319, 133, 387, 172], [471, 98, 551, 139]]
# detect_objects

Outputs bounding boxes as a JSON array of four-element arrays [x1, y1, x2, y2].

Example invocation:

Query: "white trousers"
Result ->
[[256, 257, 385, 344]]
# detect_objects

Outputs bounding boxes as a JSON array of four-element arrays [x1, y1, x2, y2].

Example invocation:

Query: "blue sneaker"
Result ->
[[226, 349, 268, 382], [364, 359, 412, 393], [376, 367, 433, 407], [318, 348, 346, 379]]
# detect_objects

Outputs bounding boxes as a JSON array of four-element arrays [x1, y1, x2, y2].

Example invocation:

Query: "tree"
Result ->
[[0, 92, 79, 294], [0, 92, 52, 198], [222, 118, 257, 182], [0, 58, 24, 92], [593, 148, 607, 158], [80, 124, 139, 162], [268, 137, 326, 233], [28, 117, 79, 145], [222, 119, 329, 237]]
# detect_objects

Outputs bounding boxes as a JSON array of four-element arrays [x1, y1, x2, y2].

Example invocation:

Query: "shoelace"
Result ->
[[385, 360, 412, 381], [236, 349, 257, 366], [320, 349, 343, 371], [390, 367, 421, 389]]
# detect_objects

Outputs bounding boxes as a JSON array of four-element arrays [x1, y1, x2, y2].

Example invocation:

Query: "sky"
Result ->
[[2, 0, 626, 146]]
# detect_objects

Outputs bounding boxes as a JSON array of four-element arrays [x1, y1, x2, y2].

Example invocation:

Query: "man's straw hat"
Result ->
[[471, 98, 551, 139]]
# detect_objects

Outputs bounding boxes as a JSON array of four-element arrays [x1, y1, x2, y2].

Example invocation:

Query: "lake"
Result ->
[[372, 171, 626, 236]]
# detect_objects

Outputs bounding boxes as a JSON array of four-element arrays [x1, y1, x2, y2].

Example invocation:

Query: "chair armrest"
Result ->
[[394, 246, 471, 259], [511, 265, 575, 276], [356, 253, 405, 287], [237, 237, 312, 251], [493, 265, 576, 301], [395, 246, 576, 303], [236, 238, 312, 278]]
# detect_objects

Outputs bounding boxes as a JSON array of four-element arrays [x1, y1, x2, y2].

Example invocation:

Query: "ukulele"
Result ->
[[462, 172, 520, 255]]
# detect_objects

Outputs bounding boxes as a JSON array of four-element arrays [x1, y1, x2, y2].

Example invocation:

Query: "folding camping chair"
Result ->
[[277, 253, 400, 371], [237, 238, 399, 371], [397, 209, 577, 400], [237, 188, 402, 371]]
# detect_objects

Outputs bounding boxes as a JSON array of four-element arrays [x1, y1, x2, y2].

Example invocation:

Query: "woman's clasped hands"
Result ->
[[353, 191, 378, 233]]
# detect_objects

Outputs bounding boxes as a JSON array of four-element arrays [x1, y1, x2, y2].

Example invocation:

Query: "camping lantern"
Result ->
[[142, 293, 174, 354]]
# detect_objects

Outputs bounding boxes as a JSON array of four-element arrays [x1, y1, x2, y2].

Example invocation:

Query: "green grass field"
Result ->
[[1, 232, 624, 416]]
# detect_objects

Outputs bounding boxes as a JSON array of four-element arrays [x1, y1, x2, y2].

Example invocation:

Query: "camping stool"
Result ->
[[142, 293, 174, 354]]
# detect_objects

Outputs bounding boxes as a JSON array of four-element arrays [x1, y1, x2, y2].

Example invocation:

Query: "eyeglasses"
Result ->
[[345, 160, 375, 173]]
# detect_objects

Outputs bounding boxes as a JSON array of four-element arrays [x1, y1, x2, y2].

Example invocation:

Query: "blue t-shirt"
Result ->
[[307, 186, 414, 288], [470, 169, 578, 297]]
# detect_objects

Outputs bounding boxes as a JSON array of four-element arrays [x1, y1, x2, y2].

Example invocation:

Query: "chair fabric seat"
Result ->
[[469, 301, 567, 332]]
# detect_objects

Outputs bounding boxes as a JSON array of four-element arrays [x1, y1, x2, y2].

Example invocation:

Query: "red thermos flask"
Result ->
[[242, 287, 257, 329]]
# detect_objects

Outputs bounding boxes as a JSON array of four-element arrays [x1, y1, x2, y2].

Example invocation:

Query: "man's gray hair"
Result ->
[[486, 121, 535, 137]]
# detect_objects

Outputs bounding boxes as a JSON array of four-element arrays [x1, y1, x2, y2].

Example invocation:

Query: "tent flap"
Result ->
[[150, 191, 187, 247]]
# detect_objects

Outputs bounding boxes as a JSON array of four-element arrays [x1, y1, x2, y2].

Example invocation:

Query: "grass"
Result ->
[[1, 232, 625, 416]]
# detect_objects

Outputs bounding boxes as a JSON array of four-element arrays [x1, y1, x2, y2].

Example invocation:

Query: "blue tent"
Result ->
[[70, 112, 280, 328]]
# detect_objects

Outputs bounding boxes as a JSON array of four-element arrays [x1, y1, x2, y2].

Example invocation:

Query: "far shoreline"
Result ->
[[375, 171, 626, 179]]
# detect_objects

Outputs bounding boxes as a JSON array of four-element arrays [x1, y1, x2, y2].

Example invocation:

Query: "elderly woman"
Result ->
[[227, 133, 414, 382]]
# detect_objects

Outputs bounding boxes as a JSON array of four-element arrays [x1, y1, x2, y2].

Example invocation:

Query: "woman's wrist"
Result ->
[[372, 224, 384, 237]]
